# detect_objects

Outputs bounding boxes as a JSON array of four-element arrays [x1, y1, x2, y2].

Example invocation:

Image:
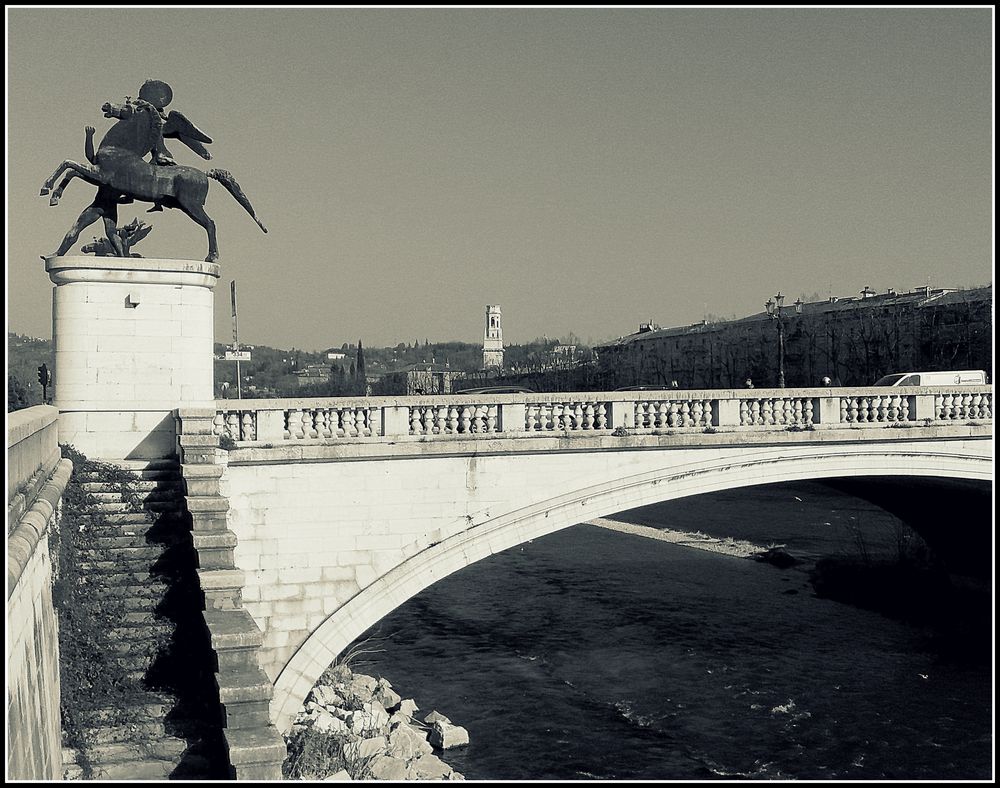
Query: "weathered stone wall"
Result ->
[[7, 406, 72, 780], [216, 427, 992, 730]]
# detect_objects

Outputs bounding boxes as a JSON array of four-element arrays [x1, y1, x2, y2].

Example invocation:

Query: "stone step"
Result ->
[[76, 511, 157, 527], [88, 532, 187, 550], [85, 736, 189, 764], [109, 623, 174, 643], [81, 719, 167, 745], [80, 479, 184, 494], [78, 570, 161, 586], [78, 555, 164, 573], [76, 585, 167, 604], [122, 610, 164, 625], [78, 699, 171, 725], [79, 544, 168, 562], [85, 499, 184, 514], [224, 727, 288, 773], [76, 464, 180, 482], [89, 758, 177, 780]]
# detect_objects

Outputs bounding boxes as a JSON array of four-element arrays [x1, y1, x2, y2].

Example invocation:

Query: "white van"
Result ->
[[874, 370, 988, 386]]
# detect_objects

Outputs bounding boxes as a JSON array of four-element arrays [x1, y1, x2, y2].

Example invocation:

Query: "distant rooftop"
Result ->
[[600, 284, 992, 348]]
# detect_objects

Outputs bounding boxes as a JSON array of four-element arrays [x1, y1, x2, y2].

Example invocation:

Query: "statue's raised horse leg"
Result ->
[[48, 127, 103, 205], [41, 160, 102, 205]]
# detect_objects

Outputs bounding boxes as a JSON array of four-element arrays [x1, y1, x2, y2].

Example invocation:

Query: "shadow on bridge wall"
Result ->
[[820, 476, 992, 580]]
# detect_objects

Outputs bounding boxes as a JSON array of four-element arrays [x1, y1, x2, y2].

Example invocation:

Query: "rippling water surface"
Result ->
[[353, 481, 992, 780]]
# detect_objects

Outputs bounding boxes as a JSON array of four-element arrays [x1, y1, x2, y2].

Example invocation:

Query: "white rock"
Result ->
[[323, 769, 352, 781], [368, 755, 410, 781], [423, 710, 451, 725], [413, 753, 453, 780], [376, 684, 402, 711], [313, 710, 349, 734], [429, 721, 470, 750], [387, 723, 434, 761], [344, 736, 387, 762], [396, 699, 419, 719], [309, 685, 343, 708]]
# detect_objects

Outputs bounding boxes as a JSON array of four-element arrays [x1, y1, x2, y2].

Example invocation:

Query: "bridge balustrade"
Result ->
[[211, 386, 992, 445]]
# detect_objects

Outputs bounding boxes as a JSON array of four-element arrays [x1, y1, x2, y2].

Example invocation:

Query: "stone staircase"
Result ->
[[178, 410, 288, 780], [62, 459, 229, 780]]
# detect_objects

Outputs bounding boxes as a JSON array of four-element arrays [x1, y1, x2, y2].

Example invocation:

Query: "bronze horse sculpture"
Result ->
[[41, 83, 266, 262]]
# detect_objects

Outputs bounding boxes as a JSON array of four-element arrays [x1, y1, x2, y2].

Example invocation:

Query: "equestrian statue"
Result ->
[[41, 79, 267, 262]]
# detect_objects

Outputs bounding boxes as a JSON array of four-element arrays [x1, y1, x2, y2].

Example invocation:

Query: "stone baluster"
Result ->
[[241, 411, 256, 441], [287, 408, 303, 439], [225, 411, 240, 440], [595, 403, 608, 430], [447, 406, 459, 433], [583, 403, 594, 430], [410, 407, 423, 435], [345, 407, 357, 436], [573, 403, 584, 430], [212, 412, 225, 436], [460, 406, 472, 433], [691, 400, 703, 427], [487, 405, 498, 432]]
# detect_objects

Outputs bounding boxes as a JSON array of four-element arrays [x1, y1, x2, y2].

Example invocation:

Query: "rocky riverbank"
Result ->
[[283, 663, 468, 780]]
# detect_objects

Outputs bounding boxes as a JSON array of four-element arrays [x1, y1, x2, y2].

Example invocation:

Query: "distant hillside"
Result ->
[[8, 333, 53, 410]]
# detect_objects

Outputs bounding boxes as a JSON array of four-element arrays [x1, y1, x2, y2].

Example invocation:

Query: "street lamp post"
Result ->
[[764, 292, 803, 388]]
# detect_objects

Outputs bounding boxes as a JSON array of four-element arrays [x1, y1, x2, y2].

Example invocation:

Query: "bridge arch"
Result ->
[[271, 443, 990, 730]]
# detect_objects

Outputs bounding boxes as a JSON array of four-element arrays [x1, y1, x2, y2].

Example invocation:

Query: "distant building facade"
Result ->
[[293, 364, 331, 388], [483, 305, 504, 371], [371, 363, 465, 396], [595, 285, 992, 389]]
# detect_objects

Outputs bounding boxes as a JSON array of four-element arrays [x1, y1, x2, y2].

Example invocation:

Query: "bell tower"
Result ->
[[483, 305, 504, 371]]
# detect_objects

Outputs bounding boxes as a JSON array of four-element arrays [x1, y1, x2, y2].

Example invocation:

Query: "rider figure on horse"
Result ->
[[101, 79, 213, 168]]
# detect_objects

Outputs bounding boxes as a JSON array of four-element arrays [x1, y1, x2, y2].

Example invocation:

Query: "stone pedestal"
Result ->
[[45, 256, 220, 460]]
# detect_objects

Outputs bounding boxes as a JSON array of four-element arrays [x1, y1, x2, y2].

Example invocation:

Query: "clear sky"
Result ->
[[6, 7, 994, 351]]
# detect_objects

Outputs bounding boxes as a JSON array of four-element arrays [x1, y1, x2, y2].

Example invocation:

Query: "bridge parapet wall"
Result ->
[[8, 406, 72, 779], [212, 386, 992, 444]]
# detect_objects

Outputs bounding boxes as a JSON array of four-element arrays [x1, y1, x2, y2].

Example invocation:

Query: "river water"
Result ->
[[352, 480, 992, 780]]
